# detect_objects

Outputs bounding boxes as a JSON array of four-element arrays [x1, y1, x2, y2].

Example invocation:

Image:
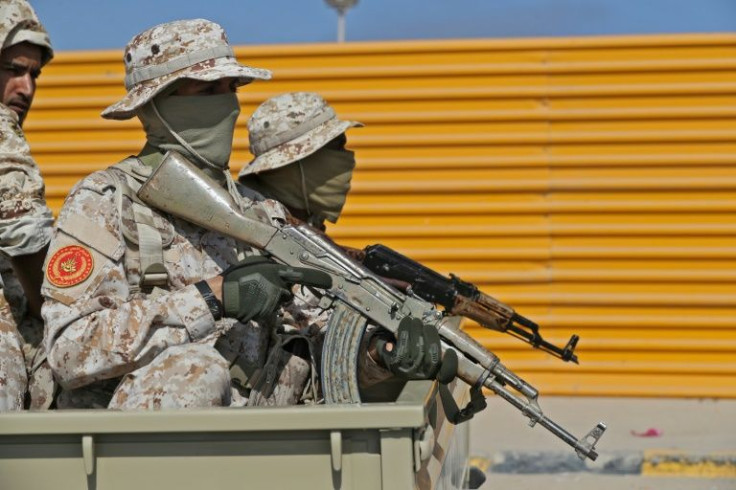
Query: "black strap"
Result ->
[[194, 280, 223, 320]]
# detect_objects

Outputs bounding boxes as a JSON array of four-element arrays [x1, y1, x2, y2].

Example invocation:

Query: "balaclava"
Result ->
[[242, 143, 355, 226], [138, 91, 240, 174]]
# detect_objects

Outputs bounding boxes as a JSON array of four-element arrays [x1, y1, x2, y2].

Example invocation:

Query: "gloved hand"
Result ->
[[375, 316, 455, 380], [221, 255, 332, 324]]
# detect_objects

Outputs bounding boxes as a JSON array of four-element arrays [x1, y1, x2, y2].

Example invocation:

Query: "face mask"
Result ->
[[138, 92, 240, 170], [242, 146, 356, 225]]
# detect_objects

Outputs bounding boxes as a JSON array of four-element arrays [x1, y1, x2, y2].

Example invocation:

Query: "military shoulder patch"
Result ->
[[46, 245, 95, 288]]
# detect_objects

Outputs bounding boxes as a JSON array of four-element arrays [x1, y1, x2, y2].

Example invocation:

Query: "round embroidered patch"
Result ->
[[46, 245, 94, 288]]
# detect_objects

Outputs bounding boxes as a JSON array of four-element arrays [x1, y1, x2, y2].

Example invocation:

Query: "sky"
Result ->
[[31, 0, 736, 52]]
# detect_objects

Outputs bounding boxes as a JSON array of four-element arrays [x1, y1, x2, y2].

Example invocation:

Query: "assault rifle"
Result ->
[[136, 152, 607, 462], [353, 244, 579, 363]]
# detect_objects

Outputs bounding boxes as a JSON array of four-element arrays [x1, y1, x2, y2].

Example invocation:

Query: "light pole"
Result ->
[[324, 0, 359, 43]]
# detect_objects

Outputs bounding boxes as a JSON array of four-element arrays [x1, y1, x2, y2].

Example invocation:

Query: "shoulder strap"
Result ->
[[110, 158, 168, 289]]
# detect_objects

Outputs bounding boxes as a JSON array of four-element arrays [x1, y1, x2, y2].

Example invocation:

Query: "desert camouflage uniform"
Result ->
[[0, 283, 25, 410], [238, 92, 393, 397], [0, 0, 56, 411], [42, 158, 384, 409], [41, 157, 276, 407], [0, 106, 54, 410], [40, 19, 276, 409]]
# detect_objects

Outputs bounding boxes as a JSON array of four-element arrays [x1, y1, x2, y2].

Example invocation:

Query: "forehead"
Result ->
[[1, 42, 43, 64]]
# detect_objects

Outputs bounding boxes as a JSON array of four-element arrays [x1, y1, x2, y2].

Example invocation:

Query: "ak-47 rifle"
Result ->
[[354, 244, 579, 363], [136, 151, 607, 462]]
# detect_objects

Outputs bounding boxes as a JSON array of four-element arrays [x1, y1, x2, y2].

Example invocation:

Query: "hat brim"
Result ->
[[6, 29, 54, 65], [238, 118, 362, 178], [101, 56, 271, 120]]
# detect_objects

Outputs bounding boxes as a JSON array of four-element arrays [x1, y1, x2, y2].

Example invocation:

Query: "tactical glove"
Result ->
[[220, 256, 332, 324], [376, 316, 451, 380]]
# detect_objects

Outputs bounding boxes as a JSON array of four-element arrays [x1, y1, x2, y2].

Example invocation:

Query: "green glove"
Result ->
[[221, 256, 332, 323], [376, 316, 445, 380]]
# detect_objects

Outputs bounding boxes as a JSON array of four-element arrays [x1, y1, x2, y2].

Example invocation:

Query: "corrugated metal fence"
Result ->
[[25, 34, 736, 398]]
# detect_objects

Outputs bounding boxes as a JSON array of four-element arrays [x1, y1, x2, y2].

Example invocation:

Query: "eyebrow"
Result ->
[[1, 60, 42, 78]]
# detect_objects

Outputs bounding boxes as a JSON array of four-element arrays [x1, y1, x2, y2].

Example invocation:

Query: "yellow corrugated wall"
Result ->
[[25, 33, 736, 398]]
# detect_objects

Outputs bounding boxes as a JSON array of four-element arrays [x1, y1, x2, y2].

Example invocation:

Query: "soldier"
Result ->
[[41, 18, 275, 409], [238, 92, 447, 395], [0, 0, 55, 410], [238, 91, 359, 232], [42, 19, 443, 410]]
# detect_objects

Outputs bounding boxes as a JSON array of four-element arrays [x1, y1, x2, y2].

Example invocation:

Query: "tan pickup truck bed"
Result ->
[[0, 380, 470, 490]]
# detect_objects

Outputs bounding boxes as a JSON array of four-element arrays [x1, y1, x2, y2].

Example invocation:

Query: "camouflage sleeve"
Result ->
[[235, 182, 288, 225], [0, 293, 26, 410], [0, 105, 53, 257], [41, 173, 218, 390]]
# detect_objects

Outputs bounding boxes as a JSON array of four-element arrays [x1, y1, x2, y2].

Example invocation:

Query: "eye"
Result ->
[[1, 63, 38, 80], [1, 63, 23, 76], [192, 82, 217, 96]]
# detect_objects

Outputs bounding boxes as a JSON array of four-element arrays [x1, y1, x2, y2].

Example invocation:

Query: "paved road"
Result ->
[[467, 396, 736, 490]]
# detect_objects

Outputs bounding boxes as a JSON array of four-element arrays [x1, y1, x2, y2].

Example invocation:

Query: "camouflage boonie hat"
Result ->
[[101, 19, 271, 120], [0, 0, 54, 65], [238, 92, 362, 177]]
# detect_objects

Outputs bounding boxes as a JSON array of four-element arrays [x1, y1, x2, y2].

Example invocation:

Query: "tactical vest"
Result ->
[[107, 158, 319, 406], [109, 157, 172, 291]]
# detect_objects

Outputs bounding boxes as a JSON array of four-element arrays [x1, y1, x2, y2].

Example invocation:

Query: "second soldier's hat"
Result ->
[[239, 91, 362, 178], [102, 18, 271, 120]]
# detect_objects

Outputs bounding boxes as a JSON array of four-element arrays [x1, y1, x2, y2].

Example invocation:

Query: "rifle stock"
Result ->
[[136, 151, 606, 462]]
